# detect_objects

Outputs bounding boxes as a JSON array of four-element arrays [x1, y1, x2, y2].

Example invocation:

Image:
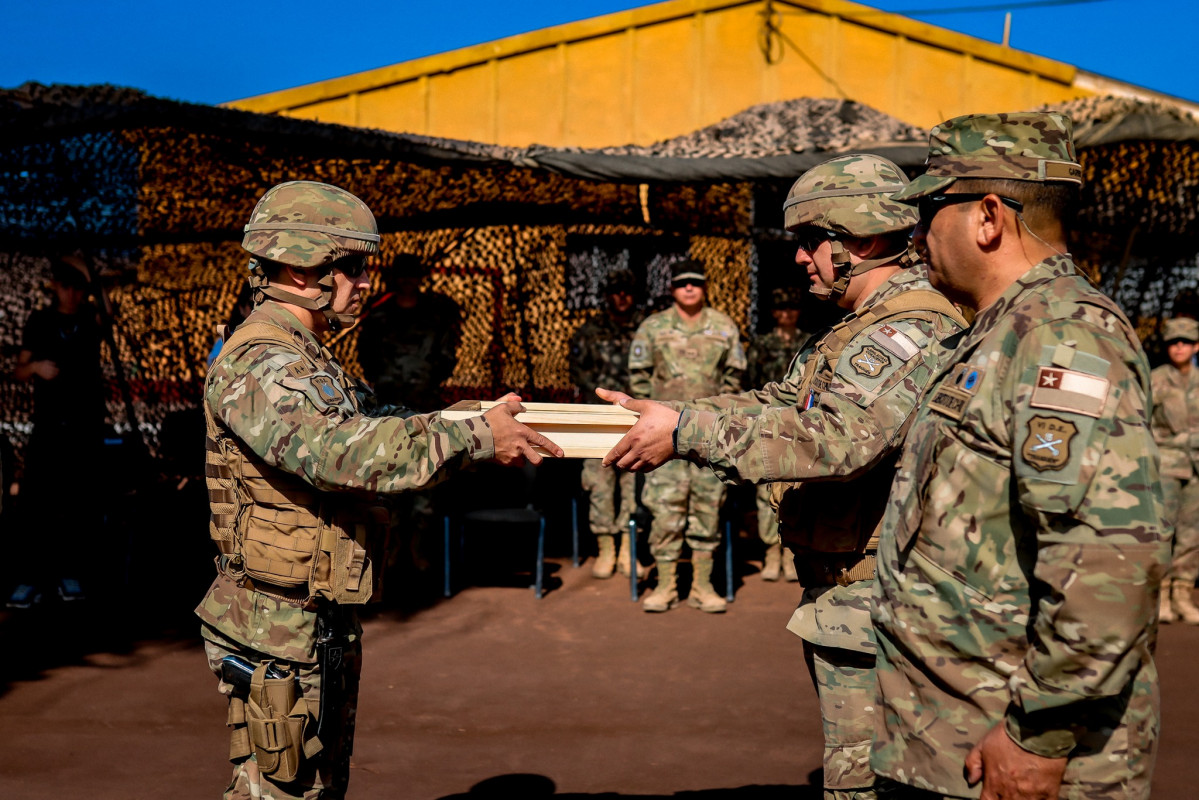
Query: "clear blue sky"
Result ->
[[2, 0, 1195, 107]]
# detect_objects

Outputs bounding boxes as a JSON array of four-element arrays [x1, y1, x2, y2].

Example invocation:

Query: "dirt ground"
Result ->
[[1, 554, 1197, 799]]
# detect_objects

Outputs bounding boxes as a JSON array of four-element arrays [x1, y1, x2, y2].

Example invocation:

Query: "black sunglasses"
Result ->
[[793, 227, 834, 253], [333, 255, 369, 279], [1165, 338, 1196, 347], [917, 193, 1024, 222], [672, 279, 706, 289]]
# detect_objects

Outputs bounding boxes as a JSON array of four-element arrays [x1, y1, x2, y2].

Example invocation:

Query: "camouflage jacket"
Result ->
[[1149, 362, 1199, 480], [629, 306, 746, 401], [569, 310, 644, 400], [746, 327, 811, 389], [871, 256, 1169, 796], [357, 291, 462, 413], [196, 302, 494, 663], [672, 267, 965, 653]]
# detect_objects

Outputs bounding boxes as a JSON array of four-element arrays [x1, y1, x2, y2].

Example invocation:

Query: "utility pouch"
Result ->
[[246, 662, 310, 783]]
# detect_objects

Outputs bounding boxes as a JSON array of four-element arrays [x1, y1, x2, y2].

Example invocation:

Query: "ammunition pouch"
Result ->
[[774, 469, 891, 554]]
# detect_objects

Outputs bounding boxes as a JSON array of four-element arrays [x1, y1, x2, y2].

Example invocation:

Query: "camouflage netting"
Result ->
[[1, 83, 1198, 474]]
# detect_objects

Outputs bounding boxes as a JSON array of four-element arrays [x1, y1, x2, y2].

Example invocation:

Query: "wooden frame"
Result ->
[[440, 401, 639, 459]]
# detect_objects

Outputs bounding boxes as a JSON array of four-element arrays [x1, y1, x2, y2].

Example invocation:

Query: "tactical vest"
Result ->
[[770, 290, 967, 582], [204, 321, 383, 605]]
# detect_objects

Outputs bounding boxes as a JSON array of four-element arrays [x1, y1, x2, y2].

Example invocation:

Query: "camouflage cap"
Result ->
[[671, 259, 706, 283], [605, 268, 637, 294], [783, 154, 919, 236], [771, 286, 803, 309], [892, 112, 1083, 202], [242, 180, 380, 269], [1164, 316, 1199, 342]]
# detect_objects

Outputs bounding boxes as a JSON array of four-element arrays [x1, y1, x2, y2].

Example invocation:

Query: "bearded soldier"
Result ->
[[600, 154, 968, 799], [197, 180, 560, 800], [872, 112, 1168, 800], [570, 268, 646, 579]]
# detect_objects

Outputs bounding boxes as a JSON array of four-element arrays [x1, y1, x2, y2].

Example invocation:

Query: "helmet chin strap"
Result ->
[[248, 258, 358, 331], [810, 239, 909, 303]]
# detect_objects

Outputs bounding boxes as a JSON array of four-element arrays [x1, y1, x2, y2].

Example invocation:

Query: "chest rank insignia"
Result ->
[[1021, 415, 1078, 472], [850, 345, 891, 378], [310, 375, 345, 406]]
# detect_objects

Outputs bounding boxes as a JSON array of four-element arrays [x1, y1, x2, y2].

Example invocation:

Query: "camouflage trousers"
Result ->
[[802, 641, 878, 800], [580, 458, 637, 536], [755, 483, 780, 545], [642, 459, 725, 560], [204, 633, 363, 800], [1162, 475, 1199, 584]]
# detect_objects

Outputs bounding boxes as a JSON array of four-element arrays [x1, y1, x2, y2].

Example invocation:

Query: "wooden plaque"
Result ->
[[440, 401, 638, 459]]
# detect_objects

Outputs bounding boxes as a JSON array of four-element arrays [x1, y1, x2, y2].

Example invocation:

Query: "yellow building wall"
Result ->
[[227, 0, 1094, 148]]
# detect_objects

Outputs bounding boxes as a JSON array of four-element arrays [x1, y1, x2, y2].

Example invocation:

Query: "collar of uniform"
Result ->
[[964, 254, 1078, 343], [857, 262, 938, 310], [246, 301, 323, 352]]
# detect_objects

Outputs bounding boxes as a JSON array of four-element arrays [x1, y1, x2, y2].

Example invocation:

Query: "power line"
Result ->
[[825, 0, 1111, 16]]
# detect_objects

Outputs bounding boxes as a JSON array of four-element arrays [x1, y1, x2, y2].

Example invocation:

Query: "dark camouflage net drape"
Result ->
[[2, 85, 1198, 474]]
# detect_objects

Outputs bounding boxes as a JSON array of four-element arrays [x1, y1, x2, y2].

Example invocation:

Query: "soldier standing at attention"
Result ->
[[629, 259, 746, 612], [746, 286, 809, 582], [569, 268, 646, 579], [1152, 316, 1199, 624], [197, 180, 560, 800], [601, 154, 968, 799], [870, 113, 1168, 800]]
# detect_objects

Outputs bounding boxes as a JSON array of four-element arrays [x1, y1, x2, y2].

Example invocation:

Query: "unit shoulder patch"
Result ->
[[849, 345, 892, 378], [1021, 415, 1078, 472], [310, 374, 346, 406]]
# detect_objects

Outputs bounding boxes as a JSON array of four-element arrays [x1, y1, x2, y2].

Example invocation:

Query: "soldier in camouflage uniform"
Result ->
[[870, 113, 1169, 800], [197, 181, 560, 800], [1151, 316, 1199, 624], [602, 154, 968, 799], [569, 269, 646, 579], [746, 286, 809, 582], [628, 259, 746, 612]]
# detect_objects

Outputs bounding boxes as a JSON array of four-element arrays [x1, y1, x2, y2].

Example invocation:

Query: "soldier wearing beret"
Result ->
[[1151, 315, 1199, 624], [871, 112, 1168, 799], [197, 180, 560, 799]]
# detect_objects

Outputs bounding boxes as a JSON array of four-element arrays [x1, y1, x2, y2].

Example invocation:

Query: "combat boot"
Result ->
[[1159, 584, 1176, 624], [642, 560, 679, 612], [782, 547, 799, 582], [761, 541, 782, 581], [1172, 580, 1199, 625], [616, 532, 648, 579], [687, 551, 728, 613], [591, 535, 617, 579]]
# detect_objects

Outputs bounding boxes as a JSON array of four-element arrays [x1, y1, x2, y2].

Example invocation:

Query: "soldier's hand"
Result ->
[[595, 387, 632, 406], [965, 723, 1067, 800], [602, 398, 679, 472], [484, 395, 564, 466]]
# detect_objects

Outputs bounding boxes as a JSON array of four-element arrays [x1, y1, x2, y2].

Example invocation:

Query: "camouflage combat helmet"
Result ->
[[783, 154, 918, 302], [242, 180, 381, 330]]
